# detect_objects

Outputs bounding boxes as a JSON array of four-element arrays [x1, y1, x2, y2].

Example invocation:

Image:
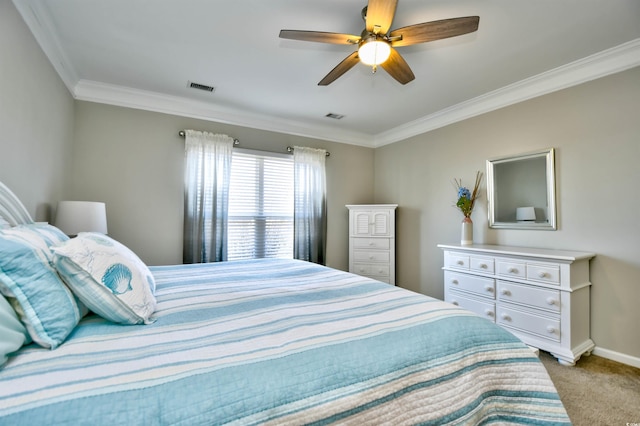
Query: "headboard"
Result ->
[[0, 181, 35, 226]]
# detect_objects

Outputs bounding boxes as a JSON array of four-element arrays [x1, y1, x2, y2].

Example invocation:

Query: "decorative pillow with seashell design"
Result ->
[[53, 233, 157, 325]]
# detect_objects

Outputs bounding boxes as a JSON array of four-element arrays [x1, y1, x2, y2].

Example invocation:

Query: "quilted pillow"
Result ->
[[0, 295, 31, 367], [52, 233, 157, 325], [0, 225, 83, 349]]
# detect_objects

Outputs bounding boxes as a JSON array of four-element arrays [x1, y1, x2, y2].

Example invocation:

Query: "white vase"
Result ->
[[461, 217, 473, 245]]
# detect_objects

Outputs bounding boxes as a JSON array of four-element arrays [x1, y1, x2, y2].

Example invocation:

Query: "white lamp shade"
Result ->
[[55, 201, 108, 236], [516, 206, 536, 221]]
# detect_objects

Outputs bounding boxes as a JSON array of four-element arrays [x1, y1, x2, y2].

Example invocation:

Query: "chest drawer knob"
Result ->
[[479, 263, 488, 269], [369, 242, 375, 246], [485, 309, 494, 317], [546, 326, 557, 334], [452, 301, 459, 306], [456, 260, 465, 266], [451, 279, 459, 285], [508, 267, 519, 274], [501, 313, 512, 321], [484, 285, 494, 293], [500, 289, 511, 296], [369, 255, 374, 260], [546, 297, 557, 306], [538, 271, 548, 278]]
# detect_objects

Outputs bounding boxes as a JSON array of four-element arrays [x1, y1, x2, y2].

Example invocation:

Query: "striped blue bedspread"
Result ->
[[0, 259, 569, 425]]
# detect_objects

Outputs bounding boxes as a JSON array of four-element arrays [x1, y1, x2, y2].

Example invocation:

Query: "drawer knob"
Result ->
[[452, 301, 459, 306], [484, 285, 494, 293], [377, 269, 384, 274], [546, 297, 557, 306], [546, 326, 557, 334], [508, 267, 519, 274], [369, 255, 374, 260], [501, 289, 511, 296], [485, 309, 494, 317], [456, 260, 464, 265], [538, 271, 548, 278], [501, 313, 512, 321], [451, 279, 459, 285], [479, 263, 487, 269]]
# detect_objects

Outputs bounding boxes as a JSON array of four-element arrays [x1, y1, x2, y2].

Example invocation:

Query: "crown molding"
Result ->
[[73, 80, 373, 147], [12, 0, 78, 94], [374, 38, 640, 147]]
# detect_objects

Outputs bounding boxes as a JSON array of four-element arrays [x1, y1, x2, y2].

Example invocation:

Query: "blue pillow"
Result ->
[[0, 225, 83, 349], [0, 295, 30, 367], [53, 233, 157, 325]]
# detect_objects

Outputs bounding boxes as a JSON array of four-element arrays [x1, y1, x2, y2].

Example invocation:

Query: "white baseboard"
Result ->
[[592, 346, 640, 369]]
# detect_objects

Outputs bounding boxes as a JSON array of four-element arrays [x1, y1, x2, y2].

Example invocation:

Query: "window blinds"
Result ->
[[227, 150, 294, 260]]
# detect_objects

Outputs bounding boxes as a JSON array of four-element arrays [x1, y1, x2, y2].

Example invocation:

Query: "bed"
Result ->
[[0, 181, 570, 425]]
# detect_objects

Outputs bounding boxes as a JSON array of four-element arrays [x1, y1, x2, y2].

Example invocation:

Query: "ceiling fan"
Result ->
[[279, 0, 479, 86]]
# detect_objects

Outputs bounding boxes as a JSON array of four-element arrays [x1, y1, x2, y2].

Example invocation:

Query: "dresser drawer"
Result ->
[[470, 256, 494, 274], [497, 306, 561, 342], [527, 263, 560, 285], [445, 271, 495, 299], [352, 238, 390, 250], [353, 250, 390, 263], [497, 281, 560, 312], [447, 253, 470, 270], [447, 290, 496, 322], [352, 263, 389, 278], [496, 260, 526, 279]]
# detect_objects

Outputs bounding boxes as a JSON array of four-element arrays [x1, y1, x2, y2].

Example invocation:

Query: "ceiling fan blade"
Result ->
[[390, 16, 479, 47], [318, 51, 360, 86], [380, 48, 415, 85], [365, 0, 398, 34], [279, 30, 360, 45]]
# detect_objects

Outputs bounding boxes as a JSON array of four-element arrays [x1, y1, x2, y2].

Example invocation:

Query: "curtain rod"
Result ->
[[287, 146, 330, 157], [178, 130, 239, 145], [177, 130, 330, 156]]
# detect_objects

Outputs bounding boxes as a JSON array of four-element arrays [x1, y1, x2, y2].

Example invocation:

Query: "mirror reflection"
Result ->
[[487, 148, 557, 230]]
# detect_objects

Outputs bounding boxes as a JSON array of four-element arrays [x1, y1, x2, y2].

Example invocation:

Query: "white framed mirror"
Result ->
[[487, 148, 557, 230]]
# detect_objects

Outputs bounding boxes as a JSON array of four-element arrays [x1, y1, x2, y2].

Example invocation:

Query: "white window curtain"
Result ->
[[183, 130, 234, 263], [293, 146, 327, 264]]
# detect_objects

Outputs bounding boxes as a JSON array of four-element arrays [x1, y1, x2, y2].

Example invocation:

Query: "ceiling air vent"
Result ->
[[325, 113, 344, 120], [188, 81, 215, 92]]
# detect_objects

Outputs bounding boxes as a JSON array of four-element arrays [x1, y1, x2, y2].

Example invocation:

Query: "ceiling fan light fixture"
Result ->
[[358, 39, 391, 66]]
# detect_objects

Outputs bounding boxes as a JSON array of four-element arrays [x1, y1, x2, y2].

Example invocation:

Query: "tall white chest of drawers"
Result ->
[[347, 205, 397, 285], [438, 244, 595, 365]]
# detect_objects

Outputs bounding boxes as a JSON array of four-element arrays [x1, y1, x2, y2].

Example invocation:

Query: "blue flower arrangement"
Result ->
[[454, 171, 483, 218]]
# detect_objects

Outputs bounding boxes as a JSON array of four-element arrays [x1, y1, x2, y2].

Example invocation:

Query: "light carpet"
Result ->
[[539, 351, 640, 426]]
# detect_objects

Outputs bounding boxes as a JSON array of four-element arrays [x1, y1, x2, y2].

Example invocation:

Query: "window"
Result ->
[[227, 149, 294, 261]]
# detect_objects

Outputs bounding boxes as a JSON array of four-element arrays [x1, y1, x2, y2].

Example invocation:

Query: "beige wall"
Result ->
[[374, 66, 640, 360], [0, 1, 74, 218], [71, 101, 374, 269]]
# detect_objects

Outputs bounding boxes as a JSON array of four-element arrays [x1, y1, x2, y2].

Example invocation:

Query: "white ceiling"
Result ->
[[14, 0, 640, 147]]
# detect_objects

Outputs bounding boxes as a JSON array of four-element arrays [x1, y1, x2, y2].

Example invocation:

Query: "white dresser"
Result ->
[[347, 205, 397, 285], [438, 244, 595, 365]]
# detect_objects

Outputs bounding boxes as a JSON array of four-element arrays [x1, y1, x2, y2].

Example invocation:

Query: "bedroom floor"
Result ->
[[539, 351, 640, 426]]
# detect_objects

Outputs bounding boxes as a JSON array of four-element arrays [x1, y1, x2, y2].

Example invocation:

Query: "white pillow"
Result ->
[[0, 295, 30, 367], [53, 233, 157, 325]]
